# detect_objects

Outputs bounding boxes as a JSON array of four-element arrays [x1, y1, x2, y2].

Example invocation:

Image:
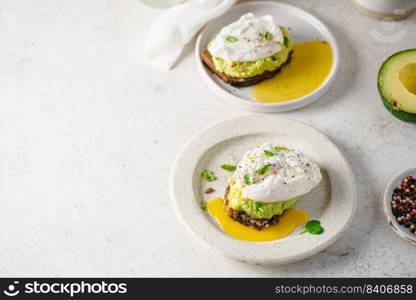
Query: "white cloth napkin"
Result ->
[[142, 0, 238, 71]]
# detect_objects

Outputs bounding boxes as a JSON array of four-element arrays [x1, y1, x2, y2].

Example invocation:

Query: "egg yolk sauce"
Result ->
[[207, 197, 309, 242], [252, 40, 333, 103]]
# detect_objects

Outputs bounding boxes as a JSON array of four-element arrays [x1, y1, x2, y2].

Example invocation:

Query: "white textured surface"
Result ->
[[1, 0, 416, 277]]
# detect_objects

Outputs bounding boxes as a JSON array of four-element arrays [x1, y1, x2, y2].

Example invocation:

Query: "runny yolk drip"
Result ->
[[252, 40, 333, 103], [206, 197, 309, 242]]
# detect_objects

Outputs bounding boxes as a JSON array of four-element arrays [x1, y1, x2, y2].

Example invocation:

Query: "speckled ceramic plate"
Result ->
[[383, 168, 416, 245], [170, 115, 356, 264], [195, 1, 340, 112]]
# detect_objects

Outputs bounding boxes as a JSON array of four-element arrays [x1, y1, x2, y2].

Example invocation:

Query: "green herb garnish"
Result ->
[[263, 31, 272, 41], [243, 174, 253, 185], [254, 202, 262, 210], [226, 35, 237, 43], [301, 220, 324, 235], [264, 150, 276, 157], [256, 164, 270, 175], [201, 169, 216, 182], [221, 164, 237, 171], [283, 36, 289, 47], [200, 200, 207, 211], [275, 146, 291, 151]]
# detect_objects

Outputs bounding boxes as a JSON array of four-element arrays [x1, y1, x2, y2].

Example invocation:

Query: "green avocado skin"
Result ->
[[381, 94, 416, 123], [378, 49, 416, 124]]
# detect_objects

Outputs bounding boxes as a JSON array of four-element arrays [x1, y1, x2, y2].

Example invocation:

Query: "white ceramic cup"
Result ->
[[351, 0, 416, 19]]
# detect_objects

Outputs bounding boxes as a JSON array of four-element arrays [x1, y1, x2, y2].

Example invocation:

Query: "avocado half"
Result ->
[[378, 49, 416, 123]]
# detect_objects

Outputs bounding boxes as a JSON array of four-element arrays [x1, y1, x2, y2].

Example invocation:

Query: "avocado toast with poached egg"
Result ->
[[224, 143, 322, 230], [201, 13, 294, 87]]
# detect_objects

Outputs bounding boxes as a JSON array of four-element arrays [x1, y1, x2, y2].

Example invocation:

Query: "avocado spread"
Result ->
[[209, 28, 294, 79], [227, 185, 299, 219]]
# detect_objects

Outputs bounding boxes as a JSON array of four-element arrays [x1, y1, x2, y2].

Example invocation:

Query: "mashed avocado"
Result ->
[[210, 28, 294, 79], [227, 185, 299, 219]]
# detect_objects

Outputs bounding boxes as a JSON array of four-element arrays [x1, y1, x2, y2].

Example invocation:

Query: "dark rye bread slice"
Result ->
[[224, 185, 281, 230], [201, 49, 293, 87]]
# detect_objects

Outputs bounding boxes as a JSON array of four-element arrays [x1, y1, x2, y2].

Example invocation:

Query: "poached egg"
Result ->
[[208, 13, 284, 62], [230, 143, 322, 202]]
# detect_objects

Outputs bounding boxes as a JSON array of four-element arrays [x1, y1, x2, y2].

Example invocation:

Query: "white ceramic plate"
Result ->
[[170, 115, 356, 264], [195, 1, 340, 113], [383, 168, 416, 246]]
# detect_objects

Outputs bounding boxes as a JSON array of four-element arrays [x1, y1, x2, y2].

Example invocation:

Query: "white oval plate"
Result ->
[[195, 1, 340, 113], [170, 115, 356, 264], [383, 168, 416, 246]]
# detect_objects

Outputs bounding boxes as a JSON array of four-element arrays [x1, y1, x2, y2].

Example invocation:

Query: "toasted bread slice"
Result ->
[[201, 49, 293, 87], [224, 185, 281, 230]]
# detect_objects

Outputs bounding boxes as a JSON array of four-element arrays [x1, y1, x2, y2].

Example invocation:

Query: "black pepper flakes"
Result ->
[[391, 176, 416, 234]]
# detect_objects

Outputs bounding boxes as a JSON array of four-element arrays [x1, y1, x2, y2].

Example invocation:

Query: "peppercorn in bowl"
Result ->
[[383, 167, 416, 245]]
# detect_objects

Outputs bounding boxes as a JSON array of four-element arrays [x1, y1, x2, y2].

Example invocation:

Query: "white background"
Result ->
[[1, 0, 416, 276]]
